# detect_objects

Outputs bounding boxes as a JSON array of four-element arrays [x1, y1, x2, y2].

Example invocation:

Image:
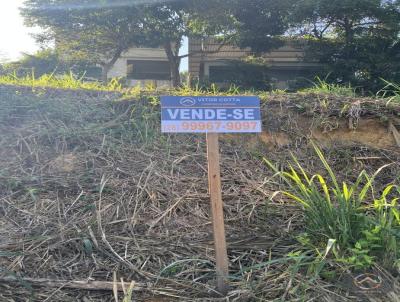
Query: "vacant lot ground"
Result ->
[[0, 85, 399, 301]]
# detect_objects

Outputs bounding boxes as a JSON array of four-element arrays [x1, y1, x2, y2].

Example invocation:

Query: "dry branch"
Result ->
[[0, 276, 146, 292]]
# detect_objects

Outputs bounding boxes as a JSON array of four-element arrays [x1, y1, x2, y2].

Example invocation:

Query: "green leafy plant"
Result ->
[[301, 76, 356, 97], [377, 79, 400, 104], [265, 142, 400, 270], [0, 71, 135, 94]]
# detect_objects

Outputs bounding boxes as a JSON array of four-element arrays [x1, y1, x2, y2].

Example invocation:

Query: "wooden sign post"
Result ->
[[161, 96, 262, 295], [206, 132, 229, 294]]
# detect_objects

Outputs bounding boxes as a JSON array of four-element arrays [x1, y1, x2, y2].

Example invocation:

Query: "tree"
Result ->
[[22, 0, 232, 86], [227, 0, 295, 53], [22, 1, 149, 82], [228, 0, 400, 91], [133, 0, 233, 86], [137, 2, 189, 87], [291, 0, 400, 90], [2, 49, 64, 76], [0, 48, 104, 78]]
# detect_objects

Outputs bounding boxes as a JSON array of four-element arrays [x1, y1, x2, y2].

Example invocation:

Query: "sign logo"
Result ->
[[353, 273, 383, 291], [179, 97, 196, 107]]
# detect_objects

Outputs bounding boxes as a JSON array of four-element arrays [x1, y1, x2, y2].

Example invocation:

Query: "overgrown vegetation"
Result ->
[[1, 0, 400, 301], [296, 0, 400, 92], [378, 79, 400, 104], [266, 143, 400, 272], [1, 83, 400, 301], [0, 71, 126, 92], [2, 72, 400, 107], [0, 71, 269, 99], [0, 49, 102, 79], [18, 0, 400, 90], [301, 76, 356, 97]]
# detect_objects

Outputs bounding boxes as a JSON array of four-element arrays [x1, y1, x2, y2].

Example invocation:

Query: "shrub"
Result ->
[[0, 72, 125, 92], [377, 79, 400, 104], [301, 76, 356, 97], [0, 49, 102, 79], [265, 143, 400, 270]]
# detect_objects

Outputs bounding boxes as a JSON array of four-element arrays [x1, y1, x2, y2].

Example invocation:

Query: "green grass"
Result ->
[[378, 79, 400, 104], [0, 71, 130, 92], [0, 71, 243, 94], [301, 76, 356, 97], [265, 142, 400, 270], [2, 72, 400, 111], [0, 72, 256, 99]]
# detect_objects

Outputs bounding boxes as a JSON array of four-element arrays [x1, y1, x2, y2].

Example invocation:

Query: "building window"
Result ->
[[127, 60, 171, 80], [209, 65, 237, 83]]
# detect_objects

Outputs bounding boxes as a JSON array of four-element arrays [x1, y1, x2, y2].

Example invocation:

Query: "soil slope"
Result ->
[[0, 85, 399, 301]]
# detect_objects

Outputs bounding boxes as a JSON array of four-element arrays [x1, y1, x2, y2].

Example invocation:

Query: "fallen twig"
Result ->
[[0, 276, 146, 292]]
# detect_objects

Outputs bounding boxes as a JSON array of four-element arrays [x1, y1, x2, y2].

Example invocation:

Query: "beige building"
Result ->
[[189, 38, 322, 89], [107, 38, 322, 89], [107, 47, 172, 87]]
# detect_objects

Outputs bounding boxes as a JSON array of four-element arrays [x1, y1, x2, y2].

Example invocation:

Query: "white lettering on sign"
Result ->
[[165, 108, 257, 120], [167, 109, 179, 120], [217, 109, 227, 120], [244, 109, 254, 119], [233, 109, 243, 119]]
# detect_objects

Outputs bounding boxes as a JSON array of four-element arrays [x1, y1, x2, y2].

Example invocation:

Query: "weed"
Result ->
[[0, 71, 130, 93], [265, 142, 400, 270], [301, 76, 356, 97], [270, 88, 287, 95], [377, 79, 400, 104], [121, 283, 135, 302]]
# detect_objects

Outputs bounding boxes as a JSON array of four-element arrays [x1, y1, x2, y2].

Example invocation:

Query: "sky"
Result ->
[[180, 37, 189, 72], [0, 0, 40, 62], [0, 1, 188, 70]]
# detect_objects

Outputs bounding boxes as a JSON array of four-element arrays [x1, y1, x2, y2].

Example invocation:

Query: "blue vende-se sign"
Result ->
[[161, 96, 262, 133]]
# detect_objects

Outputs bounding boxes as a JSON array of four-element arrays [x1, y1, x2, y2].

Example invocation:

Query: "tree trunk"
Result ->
[[343, 18, 354, 47], [170, 59, 181, 88], [164, 42, 181, 87], [101, 48, 123, 83]]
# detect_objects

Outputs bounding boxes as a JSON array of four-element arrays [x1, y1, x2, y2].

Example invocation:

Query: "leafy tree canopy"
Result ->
[[22, 1, 152, 81], [21, 0, 400, 91], [228, 0, 295, 53], [22, 0, 233, 86], [292, 0, 400, 90], [228, 0, 400, 91]]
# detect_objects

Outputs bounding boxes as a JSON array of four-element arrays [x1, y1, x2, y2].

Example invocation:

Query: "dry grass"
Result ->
[[0, 85, 400, 301]]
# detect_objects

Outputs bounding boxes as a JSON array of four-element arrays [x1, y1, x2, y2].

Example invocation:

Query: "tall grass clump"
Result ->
[[0, 71, 127, 92], [265, 143, 400, 270], [301, 76, 356, 97], [378, 79, 400, 104]]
